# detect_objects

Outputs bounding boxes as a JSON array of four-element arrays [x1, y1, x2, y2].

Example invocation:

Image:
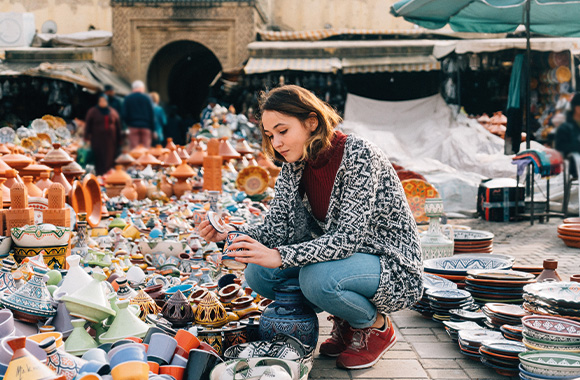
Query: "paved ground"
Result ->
[[308, 216, 580, 380]]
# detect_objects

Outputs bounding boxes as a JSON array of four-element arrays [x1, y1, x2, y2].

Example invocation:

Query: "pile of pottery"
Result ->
[[478, 339, 524, 377], [481, 303, 529, 330], [522, 315, 580, 352], [519, 351, 580, 379], [464, 269, 535, 305], [453, 230, 494, 255], [411, 273, 457, 318], [523, 282, 580, 320], [557, 222, 580, 248], [11, 223, 71, 270], [425, 288, 475, 323]]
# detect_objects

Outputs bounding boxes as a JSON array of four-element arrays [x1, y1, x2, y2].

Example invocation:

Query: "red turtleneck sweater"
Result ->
[[299, 131, 348, 222]]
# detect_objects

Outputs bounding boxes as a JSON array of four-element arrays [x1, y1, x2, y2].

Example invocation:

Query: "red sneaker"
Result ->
[[336, 315, 397, 369], [319, 315, 353, 357]]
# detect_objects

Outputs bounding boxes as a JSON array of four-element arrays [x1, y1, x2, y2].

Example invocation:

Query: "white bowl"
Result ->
[[11, 224, 70, 248]]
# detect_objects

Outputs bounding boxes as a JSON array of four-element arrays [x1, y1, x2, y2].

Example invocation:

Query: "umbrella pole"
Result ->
[[525, 0, 531, 150]]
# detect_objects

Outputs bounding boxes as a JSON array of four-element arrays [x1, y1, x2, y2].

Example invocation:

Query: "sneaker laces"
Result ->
[[349, 327, 371, 351], [328, 315, 344, 342]]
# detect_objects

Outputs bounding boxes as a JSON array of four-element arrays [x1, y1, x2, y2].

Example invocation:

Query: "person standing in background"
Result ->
[[104, 84, 125, 152], [84, 93, 121, 175], [150, 92, 167, 146], [123, 80, 155, 148]]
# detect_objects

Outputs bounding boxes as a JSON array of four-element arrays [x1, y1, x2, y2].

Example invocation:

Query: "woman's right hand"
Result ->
[[198, 220, 233, 242]]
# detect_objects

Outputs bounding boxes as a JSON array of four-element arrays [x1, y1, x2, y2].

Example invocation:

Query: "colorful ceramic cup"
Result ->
[[159, 365, 185, 380], [82, 348, 109, 364], [109, 344, 147, 369], [174, 329, 200, 352], [184, 349, 223, 380], [147, 361, 160, 374], [222, 231, 250, 270], [147, 333, 177, 366], [110, 360, 149, 380], [79, 360, 111, 376]]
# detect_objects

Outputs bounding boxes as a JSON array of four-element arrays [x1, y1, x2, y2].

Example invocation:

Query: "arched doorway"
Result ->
[[147, 40, 222, 122]]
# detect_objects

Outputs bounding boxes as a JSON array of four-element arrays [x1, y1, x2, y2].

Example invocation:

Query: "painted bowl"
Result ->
[[423, 255, 512, 276], [519, 351, 580, 377], [11, 223, 71, 248], [0, 237, 12, 257], [522, 315, 580, 343], [138, 240, 191, 258]]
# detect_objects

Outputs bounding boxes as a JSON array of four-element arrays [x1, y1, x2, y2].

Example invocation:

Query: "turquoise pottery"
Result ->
[[0, 258, 16, 295], [61, 272, 116, 323], [0, 266, 56, 324], [65, 319, 98, 356], [164, 284, 193, 300], [259, 285, 319, 348], [99, 300, 149, 344]]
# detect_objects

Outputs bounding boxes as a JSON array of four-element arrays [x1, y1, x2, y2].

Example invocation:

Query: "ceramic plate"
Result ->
[[458, 329, 503, 346], [401, 179, 440, 224], [484, 303, 530, 318], [453, 230, 494, 242], [443, 320, 483, 331], [465, 276, 535, 287], [524, 282, 580, 308], [522, 315, 580, 338], [466, 270, 535, 281], [423, 273, 457, 290], [480, 340, 526, 355], [423, 255, 512, 275], [519, 351, 580, 368], [236, 166, 269, 196], [425, 288, 471, 301], [207, 211, 227, 233]]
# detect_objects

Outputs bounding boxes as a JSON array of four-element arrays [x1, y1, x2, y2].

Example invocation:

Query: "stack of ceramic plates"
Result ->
[[442, 320, 483, 341], [449, 309, 487, 326], [465, 269, 535, 305], [511, 265, 543, 277], [423, 254, 514, 289], [457, 329, 503, 360], [557, 224, 580, 248], [519, 351, 580, 379], [522, 315, 580, 352], [500, 324, 523, 342], [478, 339, 525, 377], [411, 273, 457, 318], [426, 288, 475, 323], [481, 303, 530, 330], [523, 282, 580, 320], [454, 230, 494, 254]]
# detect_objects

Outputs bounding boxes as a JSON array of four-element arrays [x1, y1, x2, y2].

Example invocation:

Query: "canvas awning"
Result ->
[[342, 55, 440, 74], [244, 57, 341, 74], [0, 60, 131, 95], [433, 37, 580, 58], [257, 28, 460, 41]]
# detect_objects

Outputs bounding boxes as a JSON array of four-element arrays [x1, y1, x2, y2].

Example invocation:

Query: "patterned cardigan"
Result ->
[[239, 134, 423, 313]]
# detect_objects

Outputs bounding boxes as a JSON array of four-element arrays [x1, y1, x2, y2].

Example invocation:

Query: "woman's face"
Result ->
[[261, 110, 317, 163], [98, 97, 108, 108]]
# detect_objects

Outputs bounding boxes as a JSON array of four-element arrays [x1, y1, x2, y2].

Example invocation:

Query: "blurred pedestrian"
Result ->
[[123, 80, 155, 148], [150, 92, 166, 145], [84, 93, 121, 175]]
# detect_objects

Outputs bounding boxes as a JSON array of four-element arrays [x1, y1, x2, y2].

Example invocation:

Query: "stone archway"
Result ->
[[147, 40, 222, 122]]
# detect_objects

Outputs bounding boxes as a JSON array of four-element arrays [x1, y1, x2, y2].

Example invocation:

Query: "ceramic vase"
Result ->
[[39, 336, 86, 380], [0, 266, 56, 324], [259, 285, 319, 348], [71, 213, 89, 258], [4, 336, 60, 380], [0, 258, 16, 295], [116, 278, 137, 300], [420, 198, 454, 260], [161, 290, 194, 327], [64, 319, 98, 356]]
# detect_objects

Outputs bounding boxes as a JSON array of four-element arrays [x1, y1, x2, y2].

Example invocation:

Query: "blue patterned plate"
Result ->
[[425, 288, 471, 301], [424, 255, 512, 275], [423, 273, 458, 290], [454, 230, 494, 241]]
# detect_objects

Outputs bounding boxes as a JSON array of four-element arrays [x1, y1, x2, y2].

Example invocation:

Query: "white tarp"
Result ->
[[340, 93, 519, 213]]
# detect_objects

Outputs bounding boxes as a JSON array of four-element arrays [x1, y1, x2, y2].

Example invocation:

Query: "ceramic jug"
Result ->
[[420, 198, 454, 260]]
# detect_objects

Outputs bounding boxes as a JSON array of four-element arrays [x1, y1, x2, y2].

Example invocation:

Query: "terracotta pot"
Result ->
[[132, 178, 147, 200]]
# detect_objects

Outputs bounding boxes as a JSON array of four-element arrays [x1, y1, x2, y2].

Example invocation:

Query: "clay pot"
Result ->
[[129, 145, 148, 159], [132, 178, 147, 200], [35, 172, 53, 191], [22, 176, 42, 197], [218, 138, 241, 161], [105, 165, 131, 186], [187, 146, 206, 167], [121, 181, 137, 201]]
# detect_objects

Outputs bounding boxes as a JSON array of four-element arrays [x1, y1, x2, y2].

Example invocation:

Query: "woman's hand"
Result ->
[[198, 220, 234, 242], [226, 234, 282, 269]]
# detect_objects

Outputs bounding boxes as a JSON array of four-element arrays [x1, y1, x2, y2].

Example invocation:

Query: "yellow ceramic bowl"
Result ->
[[111, 360, 149, 380], [27, 331, 64, 348]]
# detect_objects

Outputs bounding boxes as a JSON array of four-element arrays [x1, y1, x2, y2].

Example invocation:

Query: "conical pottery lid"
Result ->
[[187, 146, 206, 166], [235, 139, 254, 155], [136, 153, 161, 166], [1, 150, 33, 170], [41, 144, 74, 166], [104, 165, 131, 185], [1, 267, 56, 319], [130, 290, 160, 321], [193, 291, 228, 327], [149, 144, 168, 158], [0, 143, 10, 155], [52, 301, 74, 337], [115, 152, 135, 166], [62, 161, 85, 176], [99, 299, 149, 343], [0, 158, 12, 176], [55, 256, 92, 299], [177, 147, 190, 160], [171, 162, 195, 180], [162, 149, 182, 167], [161, 290, 195, 326], [129, 144, 148, 159], [60, 272, 116, 323], [218, 138, 241, 161], [64, 319, 98, 356], [166, 138, 177, 151], [4, 336, 59, 380], [22, 176, 43, 197]]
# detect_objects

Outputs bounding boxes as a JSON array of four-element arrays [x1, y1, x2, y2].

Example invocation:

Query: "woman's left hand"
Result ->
[[226, 234, 282, 269]]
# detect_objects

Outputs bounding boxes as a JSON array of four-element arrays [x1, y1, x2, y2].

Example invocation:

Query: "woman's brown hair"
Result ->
[[258, 85, 342, 162]]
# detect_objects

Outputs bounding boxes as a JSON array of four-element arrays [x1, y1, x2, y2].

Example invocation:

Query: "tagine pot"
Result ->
[[161, 290, 194, 328], [99, 299, 149, 343], [259, 285, 319, 348], [60, 272, 116, 323], [4, 336, 63, 380]]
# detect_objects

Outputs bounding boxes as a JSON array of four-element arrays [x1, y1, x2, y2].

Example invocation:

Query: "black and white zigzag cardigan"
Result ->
[[239, 134, 423, 313]]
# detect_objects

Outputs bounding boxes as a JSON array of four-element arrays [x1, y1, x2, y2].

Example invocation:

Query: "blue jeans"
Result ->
[[244, 253, 381, 328]]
